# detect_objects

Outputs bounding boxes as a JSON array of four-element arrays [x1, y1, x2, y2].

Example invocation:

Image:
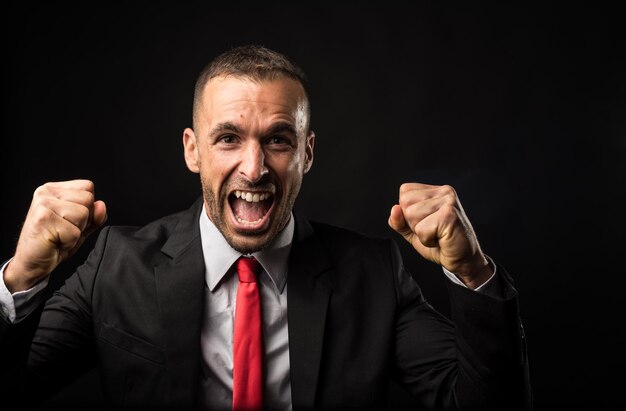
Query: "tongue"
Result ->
[[231, 198, 270, 222]]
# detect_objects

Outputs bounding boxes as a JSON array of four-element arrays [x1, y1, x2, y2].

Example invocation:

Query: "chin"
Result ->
[[226, 234, 271, 255]]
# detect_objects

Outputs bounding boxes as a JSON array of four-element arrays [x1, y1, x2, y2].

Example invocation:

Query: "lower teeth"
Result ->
[[236, 216, 263, 224]]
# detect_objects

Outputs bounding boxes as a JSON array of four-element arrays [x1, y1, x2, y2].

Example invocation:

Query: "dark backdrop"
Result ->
[[3, 3, 624, 410]]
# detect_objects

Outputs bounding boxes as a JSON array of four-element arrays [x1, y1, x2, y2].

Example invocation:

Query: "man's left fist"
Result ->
[[388, 183, 492, 289]]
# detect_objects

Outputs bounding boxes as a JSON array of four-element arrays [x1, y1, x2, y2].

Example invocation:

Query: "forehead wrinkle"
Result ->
[[201, 77, 308, 137]]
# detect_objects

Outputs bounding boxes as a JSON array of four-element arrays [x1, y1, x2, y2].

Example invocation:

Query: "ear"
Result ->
[[303, 130, 315, 174], [183, 128, 200, 173]]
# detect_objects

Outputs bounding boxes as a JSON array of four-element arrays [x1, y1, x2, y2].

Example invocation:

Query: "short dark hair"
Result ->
[[192, 45, 310, 129]]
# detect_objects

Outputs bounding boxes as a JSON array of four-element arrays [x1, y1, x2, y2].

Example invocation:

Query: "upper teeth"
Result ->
[[234, 190, 271, 203]]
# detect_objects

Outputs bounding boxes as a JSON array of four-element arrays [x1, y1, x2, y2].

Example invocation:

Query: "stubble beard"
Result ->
[[200, 174, 301, 255]]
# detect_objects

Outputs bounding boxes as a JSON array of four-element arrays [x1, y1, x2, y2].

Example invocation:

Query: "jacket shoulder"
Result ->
[[105, 208, 189, 243], [307, 220, 398, 259], [94, 200, 200, 262]]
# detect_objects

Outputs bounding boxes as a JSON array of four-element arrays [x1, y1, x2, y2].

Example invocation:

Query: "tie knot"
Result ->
[[237, 257, 260, 283]]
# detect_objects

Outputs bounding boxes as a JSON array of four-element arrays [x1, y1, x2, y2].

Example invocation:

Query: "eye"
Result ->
[[218, 134, 237, 144], [268, 135, 290, 145]]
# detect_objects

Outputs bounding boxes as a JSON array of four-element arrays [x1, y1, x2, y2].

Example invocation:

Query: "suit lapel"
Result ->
[[288, 213, 334, 410], [154, 197, 205, 406]]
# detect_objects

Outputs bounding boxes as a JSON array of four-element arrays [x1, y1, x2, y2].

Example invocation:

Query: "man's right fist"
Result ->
[[4, 180, 107, 292]]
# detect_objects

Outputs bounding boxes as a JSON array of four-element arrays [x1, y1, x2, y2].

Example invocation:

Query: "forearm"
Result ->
[[446, 265, 530, 410]]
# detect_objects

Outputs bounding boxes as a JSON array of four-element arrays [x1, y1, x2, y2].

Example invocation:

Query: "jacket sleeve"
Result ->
[[0, 226, 111, 404], [389, 239, 532, 410]]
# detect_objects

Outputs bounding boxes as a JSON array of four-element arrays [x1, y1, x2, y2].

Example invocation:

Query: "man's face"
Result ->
[[183, 75, 314, 254]]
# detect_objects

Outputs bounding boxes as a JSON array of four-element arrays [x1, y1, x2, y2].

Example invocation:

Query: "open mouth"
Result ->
[[228, 189, 275, 232]]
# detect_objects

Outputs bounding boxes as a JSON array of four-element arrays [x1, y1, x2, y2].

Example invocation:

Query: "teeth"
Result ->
[[236, 216, 264, 224], [233, 190, 271, 203]]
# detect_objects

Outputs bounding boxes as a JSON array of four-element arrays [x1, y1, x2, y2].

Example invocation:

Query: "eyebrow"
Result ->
[[209, 121, 297, 138], [265, 122, 297, 136], [209, 122, 243, 138]]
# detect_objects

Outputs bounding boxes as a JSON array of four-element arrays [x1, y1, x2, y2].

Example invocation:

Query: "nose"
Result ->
[[239, 141, 268, 183]]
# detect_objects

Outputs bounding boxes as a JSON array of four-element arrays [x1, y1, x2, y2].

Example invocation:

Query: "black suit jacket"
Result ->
[[1, 197, 531, 410]]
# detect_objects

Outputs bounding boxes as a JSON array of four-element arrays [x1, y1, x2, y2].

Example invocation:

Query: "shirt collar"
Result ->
[[198, 203, 294, 294]]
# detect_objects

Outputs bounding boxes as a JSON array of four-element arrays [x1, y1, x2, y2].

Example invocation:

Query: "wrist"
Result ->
[[3, 258, 48, 293], [451, 254, 493, 290]]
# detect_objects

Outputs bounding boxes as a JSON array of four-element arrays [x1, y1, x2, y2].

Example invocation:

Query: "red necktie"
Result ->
[[232, 257, 263, 411]]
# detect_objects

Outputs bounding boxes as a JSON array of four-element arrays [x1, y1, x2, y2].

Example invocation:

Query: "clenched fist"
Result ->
[[388, 183, 492, 289], [4, 180, 107, 292]]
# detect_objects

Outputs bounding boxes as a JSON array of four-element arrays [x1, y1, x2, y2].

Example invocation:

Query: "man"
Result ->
[[0, 45, 531, 410]]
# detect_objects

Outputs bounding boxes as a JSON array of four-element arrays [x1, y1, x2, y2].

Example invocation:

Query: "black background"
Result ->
[[3, 3, 625, 410]]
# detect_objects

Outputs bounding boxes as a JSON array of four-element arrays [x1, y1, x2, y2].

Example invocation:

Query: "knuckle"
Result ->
[[414, 225, 429, 243], [32, 204, 53, 224], [440, 204, 458, 221], [399, 183, 414, 194], [439, 184, 456, 197], [35, 202, 51, 217], [78, 205, 91, 222], [413, 221, 424, 235], [37, 195, 51, 206], [34, 184, 49, 197], [444, 193, 457, 206], [404, 202, 420, 216], [82, 191, 95, 205], [83, 179, 95, 192], [67, 224, 82, 242], [399, 194, 411, 208]]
